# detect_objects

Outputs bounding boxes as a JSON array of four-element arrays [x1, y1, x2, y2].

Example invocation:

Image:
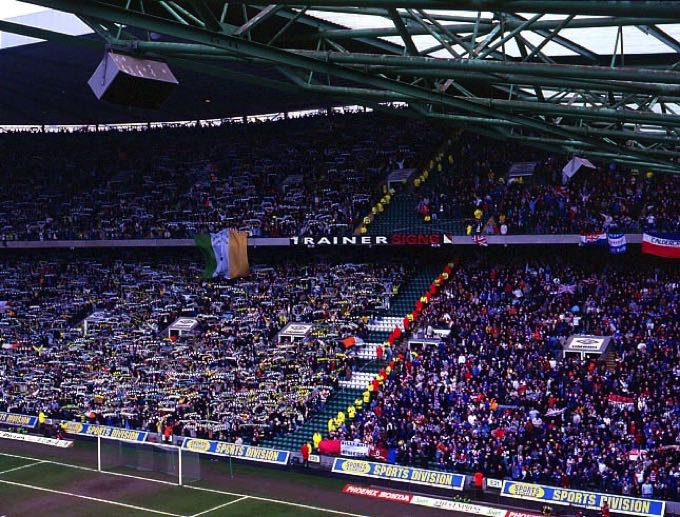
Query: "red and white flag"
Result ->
[[472, 234, 488, 247], [641, 233, 680, 259], [608, 394, 635, 410], [341, 336, 364, 349]]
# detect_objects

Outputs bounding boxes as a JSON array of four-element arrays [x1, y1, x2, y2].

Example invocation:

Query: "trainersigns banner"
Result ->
[[501, 481, 665, 517], [0, 412, 38, 428], [60, 421, 148, 442], [290, 234, 452, 247], [181, 438, 289, 465], [332, 458, 465, 490]]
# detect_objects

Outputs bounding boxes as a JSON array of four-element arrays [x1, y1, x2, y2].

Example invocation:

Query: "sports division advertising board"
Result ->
[[60, 421, 148, 442], [0, 412, 38, 428], [332, 458, 465, 490], [501, 481, 665, 517], [182, 438, 290, 466]]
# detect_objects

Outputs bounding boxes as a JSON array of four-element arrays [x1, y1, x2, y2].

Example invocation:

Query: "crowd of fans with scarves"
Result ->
[[0, 112, 441, 241], [0, 253, 406, 445]]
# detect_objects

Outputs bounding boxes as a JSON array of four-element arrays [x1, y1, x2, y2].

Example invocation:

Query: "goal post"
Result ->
[[96, 435, 201, 486]]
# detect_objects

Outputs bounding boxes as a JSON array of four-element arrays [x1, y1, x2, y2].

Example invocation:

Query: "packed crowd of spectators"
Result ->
[[0, 253, 406, 444], [416, 133, 680, 234], [0, 113, 441, 241], [332, 256, 679, 501]]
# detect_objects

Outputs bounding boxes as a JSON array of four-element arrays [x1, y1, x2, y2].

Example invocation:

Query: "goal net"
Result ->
[[98, 436, 201, 485]]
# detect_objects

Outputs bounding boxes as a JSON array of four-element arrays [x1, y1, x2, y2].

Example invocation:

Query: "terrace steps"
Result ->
[[264, 265, 440, 453]]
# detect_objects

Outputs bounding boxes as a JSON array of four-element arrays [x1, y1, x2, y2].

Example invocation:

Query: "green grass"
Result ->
[[0, 454, 354, 517], [0, 483, 155, 517]]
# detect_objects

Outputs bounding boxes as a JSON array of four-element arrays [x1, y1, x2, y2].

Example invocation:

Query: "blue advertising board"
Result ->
[[60, 421, 148, 442], [181, 438, 289, 466], [0, 412, 38, 428], [501, 481, 665, 517], [331, 458, 465, 490]]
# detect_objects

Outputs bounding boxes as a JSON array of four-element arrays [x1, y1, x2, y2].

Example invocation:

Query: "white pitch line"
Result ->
[[0, 460, 45, 476], [0, 452, 368, 517], [190, 495, 249, 517], [0, 478, 182, 516]]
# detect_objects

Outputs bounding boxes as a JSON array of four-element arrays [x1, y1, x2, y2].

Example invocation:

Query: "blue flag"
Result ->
[[607, 232, 627, 254]]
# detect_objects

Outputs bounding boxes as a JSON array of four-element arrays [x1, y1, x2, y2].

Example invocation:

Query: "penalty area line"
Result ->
[[0, 452, 368, 517], [189, 495, 249, 517], [0, 460, 45, 476], [0, 478, 183, 516]]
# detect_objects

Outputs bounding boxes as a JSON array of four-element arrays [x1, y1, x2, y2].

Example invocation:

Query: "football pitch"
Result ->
[[0, 452, 364, 517]]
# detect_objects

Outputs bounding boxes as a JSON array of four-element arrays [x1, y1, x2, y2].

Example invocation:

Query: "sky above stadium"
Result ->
[[2, 1, 680, 56]]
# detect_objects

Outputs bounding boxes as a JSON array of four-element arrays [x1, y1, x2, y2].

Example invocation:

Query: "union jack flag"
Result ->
[[472, 234, 488, 247], [579, 232, 607, 246]]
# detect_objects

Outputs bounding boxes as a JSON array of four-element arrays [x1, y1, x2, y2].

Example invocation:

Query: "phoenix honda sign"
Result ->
[[290, 234, 454, 247]]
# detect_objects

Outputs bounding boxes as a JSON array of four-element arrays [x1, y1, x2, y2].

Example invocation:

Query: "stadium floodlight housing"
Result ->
[[88, 51, 178, 110]]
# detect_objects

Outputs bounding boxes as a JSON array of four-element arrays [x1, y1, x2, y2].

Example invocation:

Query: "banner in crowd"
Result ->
[[290, 234, 448, 247], [332, 458, 465, 490], [195, 229, 249, 280], [318, 439, 370, 457], [0, 412, 38, 428], [562, 157, 595, 184], [60, 421, 148, 442], [607, 232, 627, 254], [579, 233, 607, 246], [181, 438, 289, 465], [641, 233, 680, 259], [608, 394, 635, 410], [341, 441, 370, 457], [501, 481, 665, 517]]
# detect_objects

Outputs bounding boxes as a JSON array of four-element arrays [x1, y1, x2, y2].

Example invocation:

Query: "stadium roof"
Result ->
[[1, 1, 680, 173]]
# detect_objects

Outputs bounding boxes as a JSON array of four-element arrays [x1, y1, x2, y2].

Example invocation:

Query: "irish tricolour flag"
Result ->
[[195, 229, 250, 279]]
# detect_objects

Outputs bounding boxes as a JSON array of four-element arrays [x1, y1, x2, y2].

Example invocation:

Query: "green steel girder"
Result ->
[[108, 40, 680, 97], [229, 1, 680, 18], [309, 16, 676, 41], [456, 97, 680, 127], [294, 51, 680, 85], [11, 0, 680, 174]]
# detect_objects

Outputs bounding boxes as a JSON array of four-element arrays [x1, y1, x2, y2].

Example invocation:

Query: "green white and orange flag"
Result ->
[[195, 229, 249, 280]]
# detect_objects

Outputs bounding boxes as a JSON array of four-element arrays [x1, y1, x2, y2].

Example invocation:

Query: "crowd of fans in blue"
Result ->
[[416, 134, 679, 235], [337, 257, 679, 501]]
